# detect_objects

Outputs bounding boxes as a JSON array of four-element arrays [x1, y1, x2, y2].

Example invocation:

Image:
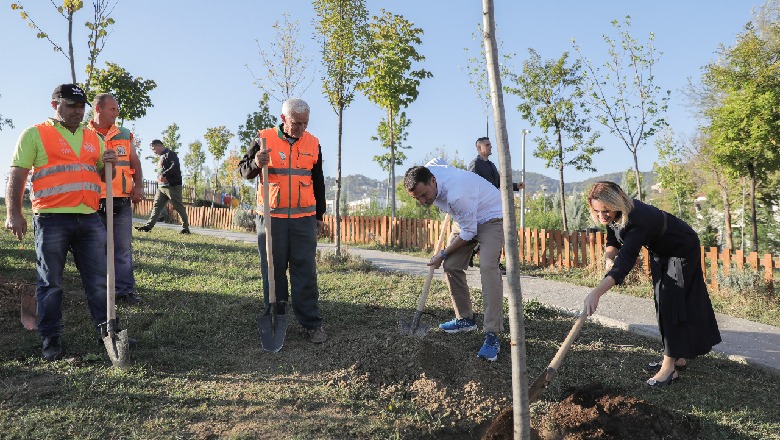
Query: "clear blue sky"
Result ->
[[0, 0, 758, 188]]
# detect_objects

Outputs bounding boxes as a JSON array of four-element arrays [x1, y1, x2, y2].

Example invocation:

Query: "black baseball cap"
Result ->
[[52, 84, 88, 105]]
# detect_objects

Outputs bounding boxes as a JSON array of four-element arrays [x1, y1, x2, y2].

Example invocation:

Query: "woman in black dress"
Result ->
[[583, 181, 721, 387]]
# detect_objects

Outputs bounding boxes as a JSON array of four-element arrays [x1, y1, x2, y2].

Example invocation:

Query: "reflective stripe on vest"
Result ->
[[89, 122, 134, 197], [255, 127, 319, 219], [32, 123, 102, 210]]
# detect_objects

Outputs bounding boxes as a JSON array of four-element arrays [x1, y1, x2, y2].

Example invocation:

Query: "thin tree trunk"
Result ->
[[68, 12, 76, 83], [388, 108, 396, 245], [632, 150, 643, 201], [335, 105, 344, 257], [748, 164, 758, 252], [719, 176, 734, 250], [482, 1, 531, 438], [559, 165, 567, 232]]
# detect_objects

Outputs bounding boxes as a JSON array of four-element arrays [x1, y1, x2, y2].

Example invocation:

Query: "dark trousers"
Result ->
[[256, 215, 322, 329]]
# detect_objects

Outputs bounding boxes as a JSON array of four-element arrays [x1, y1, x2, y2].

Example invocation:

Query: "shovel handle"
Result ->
[[548, 309, 588, 371], [260, 138, 276, 304], [414, 214, 452, 313], [105, 162, 116, 327]]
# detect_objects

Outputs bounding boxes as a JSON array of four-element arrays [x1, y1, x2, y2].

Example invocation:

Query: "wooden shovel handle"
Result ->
[[414, 214, 451, 313], [105, 162, 116, 324], [260, 138, 276, 304], [549, 309, 588, 371]]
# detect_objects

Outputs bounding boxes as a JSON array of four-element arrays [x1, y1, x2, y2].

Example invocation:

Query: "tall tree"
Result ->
[[11, 0, 117, 93], [88, 62, 157, 124], [652, 127, 695, 221], [703, 23, 780, 252], [359, 9, 432, 222], [574, 16, 669, 201], [482, 1, 531, 438], [507, 49, 601, 232], [313, 0, 370, 257], [248, 12, 313, 103], [161, 123, 182, 154], [204, 126, 234, 201], [237, 94, 277, 147], [183, 140, 207, 197], [371, 111, 411, 206]]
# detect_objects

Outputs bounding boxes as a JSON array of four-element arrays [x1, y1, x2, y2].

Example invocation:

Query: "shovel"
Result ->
[[20, 293, 38, 330], [399, 213, 451, 337], [102, 162, 130, 369], [256, 138, 289, 352], [528, 309, 588, 403]]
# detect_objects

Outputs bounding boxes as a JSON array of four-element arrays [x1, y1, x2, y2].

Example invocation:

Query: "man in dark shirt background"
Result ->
[[135, 139, 190, 234], [467, 137, 524, 272]]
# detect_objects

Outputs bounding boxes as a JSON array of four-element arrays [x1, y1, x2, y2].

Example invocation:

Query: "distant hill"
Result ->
[[325, 170, 656, 202]]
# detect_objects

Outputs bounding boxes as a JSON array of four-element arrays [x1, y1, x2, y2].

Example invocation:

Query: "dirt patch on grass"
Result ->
[[483, 382, 700, 439]]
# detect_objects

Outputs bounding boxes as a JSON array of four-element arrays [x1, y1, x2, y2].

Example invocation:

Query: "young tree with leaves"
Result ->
[[507, 49, 601, 232], [183, 140, 206, 198], [371, 111, 411, 206], [359, 9, 432, 222], [313, 0, 370, 257], [204, 126, 234, 201], [574, 16, 669, 201], [88, 62, 157, 125], [248, 12, 313, 103], [237, 94, 277, 147], [10, 0, 117, 94], [652, 127, 695, 221], [702, 23, 780, 252], [481, 1, 532, 437], [161, 123, 182, 154]]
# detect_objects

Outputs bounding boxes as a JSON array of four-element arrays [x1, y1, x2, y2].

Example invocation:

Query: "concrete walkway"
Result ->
[[140, 219, 780, 375]]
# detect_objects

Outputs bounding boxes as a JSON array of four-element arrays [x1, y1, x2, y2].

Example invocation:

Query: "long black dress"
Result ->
[[605, 200, 722, 359]]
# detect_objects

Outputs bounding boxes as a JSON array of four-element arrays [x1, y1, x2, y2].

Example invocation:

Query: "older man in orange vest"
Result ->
[[88, 93, 144, 304], [238, 98, 328, 344], [5, 84, 119, 361]]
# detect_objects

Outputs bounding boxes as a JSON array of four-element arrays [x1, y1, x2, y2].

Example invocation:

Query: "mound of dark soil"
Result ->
[[482, 382, 699, 440]]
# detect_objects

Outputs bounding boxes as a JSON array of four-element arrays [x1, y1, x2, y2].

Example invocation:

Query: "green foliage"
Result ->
[[574, 16, 670, 201], [371, 111, 411, 176], [160, 123, 182, 154], [87, 62, 157, 124], [232, 207, 256, 232], [204, 126, 234, 193], [11, 1, 117, 90], [183, 140, 206, 193], [422, 147, 467, 170], [249, 12, 312, 101], [461, 23, 515, 135], [506, 48, 601, 231], [358, 9, 432, 217], [236, 93, 276, 148], [652, 127, 696, 222]]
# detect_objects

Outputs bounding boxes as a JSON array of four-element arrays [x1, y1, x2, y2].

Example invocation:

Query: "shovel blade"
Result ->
[[257, 312, 289, 353], [398, 313, 431, 337], [20, 294, 38, 331], [103, 329, 130, 370]]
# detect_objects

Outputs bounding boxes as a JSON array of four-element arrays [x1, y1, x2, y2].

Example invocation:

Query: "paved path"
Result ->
[[140, 219, 780, 375]]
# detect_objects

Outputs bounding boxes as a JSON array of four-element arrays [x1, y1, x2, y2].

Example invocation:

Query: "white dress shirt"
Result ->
[[426, 158, 502, 241]]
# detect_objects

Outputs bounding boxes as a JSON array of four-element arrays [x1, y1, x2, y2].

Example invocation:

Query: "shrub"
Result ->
[[233, 208, 256, 232]]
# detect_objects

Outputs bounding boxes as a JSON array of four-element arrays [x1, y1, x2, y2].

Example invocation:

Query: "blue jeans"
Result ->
[[256, 215, 322, 329], [33, 213, 108, 338], [99, 197, 136, 296]]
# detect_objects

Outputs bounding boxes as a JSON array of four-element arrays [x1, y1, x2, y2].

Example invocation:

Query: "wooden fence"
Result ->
[[130, 205, 779, 291]]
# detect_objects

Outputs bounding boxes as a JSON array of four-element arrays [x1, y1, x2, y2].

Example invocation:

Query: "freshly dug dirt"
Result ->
[[482, 382, 699, 440]]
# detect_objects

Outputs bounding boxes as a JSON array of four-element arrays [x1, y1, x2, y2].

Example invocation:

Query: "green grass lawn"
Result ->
[[1, 207, 779, 439]]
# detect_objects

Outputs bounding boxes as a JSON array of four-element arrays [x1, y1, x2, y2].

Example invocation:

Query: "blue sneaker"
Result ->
[[477, 332, 500, 361], [439, 316, 478, 333]]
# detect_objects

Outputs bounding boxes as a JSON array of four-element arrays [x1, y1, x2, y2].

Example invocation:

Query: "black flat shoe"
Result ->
[[645, 359, 687, 373], [646, 370, 679, 388]]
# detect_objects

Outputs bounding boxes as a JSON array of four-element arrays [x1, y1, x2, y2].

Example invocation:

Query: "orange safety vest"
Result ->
[[31, 123, 102, 211], [256, 127, 319, 218], [88, 121, 135, 198]]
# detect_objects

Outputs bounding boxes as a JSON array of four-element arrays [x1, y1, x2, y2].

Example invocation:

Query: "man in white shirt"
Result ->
[[403, 158, 505, 361]]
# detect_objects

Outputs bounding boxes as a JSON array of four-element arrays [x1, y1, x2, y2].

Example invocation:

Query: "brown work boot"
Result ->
[[308, 327, 327, 343]]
